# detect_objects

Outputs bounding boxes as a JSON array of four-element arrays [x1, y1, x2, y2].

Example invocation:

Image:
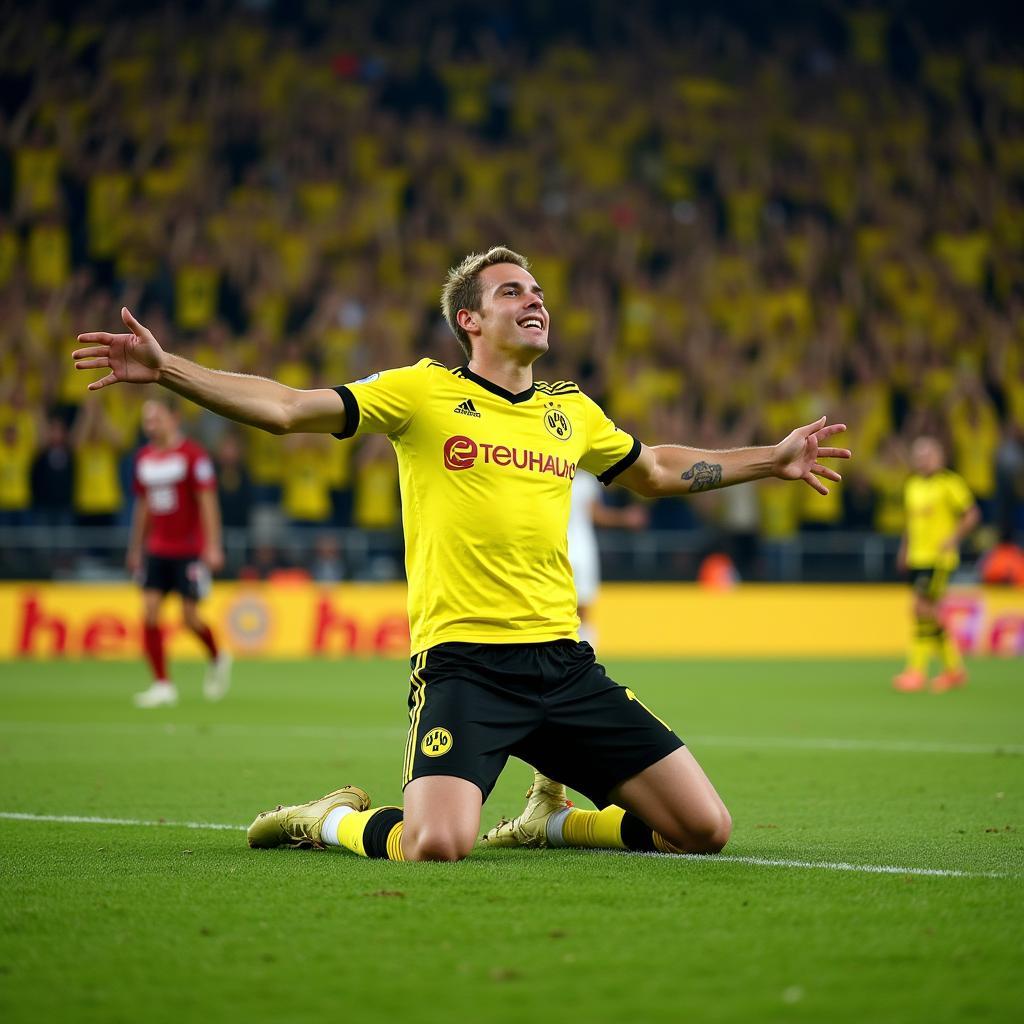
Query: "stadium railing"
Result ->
[[0, 525, 904, 583]]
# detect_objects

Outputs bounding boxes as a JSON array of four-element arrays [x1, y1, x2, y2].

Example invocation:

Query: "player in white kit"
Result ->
[[568, 469, 647, 645]]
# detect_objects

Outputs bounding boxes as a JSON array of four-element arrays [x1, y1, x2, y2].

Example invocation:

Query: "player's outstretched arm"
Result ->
[[617, 416, 851, 498], [73, 307, 346, 435]]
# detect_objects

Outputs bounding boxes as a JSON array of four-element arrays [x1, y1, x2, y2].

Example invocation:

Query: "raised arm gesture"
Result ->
[[73, 307, 164, 389], [770, 416, 851, 495], [73, 307, 346, 435], [617, 415, 851, 498]]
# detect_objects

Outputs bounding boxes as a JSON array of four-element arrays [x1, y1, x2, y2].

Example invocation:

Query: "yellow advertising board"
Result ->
[[0, 582, 1021, 660]]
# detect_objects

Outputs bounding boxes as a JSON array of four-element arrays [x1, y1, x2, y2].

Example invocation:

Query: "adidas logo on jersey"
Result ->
[[453, 399, 481, 418]]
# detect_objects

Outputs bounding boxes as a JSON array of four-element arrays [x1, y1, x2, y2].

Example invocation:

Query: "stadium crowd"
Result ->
[[0, 1, 1022, 578]]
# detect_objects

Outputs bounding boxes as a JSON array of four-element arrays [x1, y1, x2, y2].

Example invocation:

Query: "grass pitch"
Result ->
[[1, 656, 1022, 1024]]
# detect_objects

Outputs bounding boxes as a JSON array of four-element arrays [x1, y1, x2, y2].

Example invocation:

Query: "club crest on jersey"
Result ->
[[421, 727, 453, 757], [543, 402, 573, 441]]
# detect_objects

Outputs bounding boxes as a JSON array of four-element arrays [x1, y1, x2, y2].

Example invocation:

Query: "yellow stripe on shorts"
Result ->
[[403, 651, 428, 786], [625, 687, 672, 731]]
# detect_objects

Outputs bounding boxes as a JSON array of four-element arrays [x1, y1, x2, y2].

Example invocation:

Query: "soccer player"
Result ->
[[893, 436, 980, 694], [127, 396, 232, 708], [74, 246, 849, 860]]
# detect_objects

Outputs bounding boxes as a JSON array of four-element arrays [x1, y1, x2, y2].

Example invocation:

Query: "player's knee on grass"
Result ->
[[660, 803, 732, 855], [699, 805, 733, 854], [401, 822, 476, 862]]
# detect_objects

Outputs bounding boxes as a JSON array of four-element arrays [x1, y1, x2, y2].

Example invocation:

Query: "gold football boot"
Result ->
[[247, 786, 371, 849]]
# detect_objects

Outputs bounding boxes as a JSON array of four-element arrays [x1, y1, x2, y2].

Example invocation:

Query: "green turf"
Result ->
[[1, 657, 1022, 1024]]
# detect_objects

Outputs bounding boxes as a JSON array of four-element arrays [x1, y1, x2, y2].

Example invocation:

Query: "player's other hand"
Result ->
[[772, 416, 851, 495], [73, 307, 165, 391], [203, 546, 225, 573], [126, 548, 142, 576]]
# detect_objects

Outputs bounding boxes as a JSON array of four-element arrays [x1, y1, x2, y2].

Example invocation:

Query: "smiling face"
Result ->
[[457, 262, 549, 363]]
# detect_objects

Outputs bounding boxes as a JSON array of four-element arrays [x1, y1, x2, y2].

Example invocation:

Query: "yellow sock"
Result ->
[[562, 807, 627, 848], [336, 809, 375, 857], [939, 628, 963, 672], [336, 806, 405, 859], [909, 620, 938, 674], [559, 806, 684, 853], [386, 821, 406, 862]]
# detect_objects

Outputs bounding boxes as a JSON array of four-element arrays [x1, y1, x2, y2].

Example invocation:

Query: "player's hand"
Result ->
[[126, 548, 141, 575], [772, 416, 851, 495], [73, 307, 165, 391], [203, 546, 225, 573]]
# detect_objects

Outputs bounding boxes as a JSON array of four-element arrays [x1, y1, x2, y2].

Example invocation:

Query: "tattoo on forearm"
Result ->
[[681, 461, 722, 492]]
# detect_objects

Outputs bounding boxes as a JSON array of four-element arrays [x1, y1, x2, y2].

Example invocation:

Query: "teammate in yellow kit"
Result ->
[[893, 436, 980, 694], [74, 246, 850, 862]]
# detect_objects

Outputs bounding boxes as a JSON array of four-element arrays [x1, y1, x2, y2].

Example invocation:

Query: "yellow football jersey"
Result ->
[[904, 471, 975, 570], [334, 359, 639, 652]]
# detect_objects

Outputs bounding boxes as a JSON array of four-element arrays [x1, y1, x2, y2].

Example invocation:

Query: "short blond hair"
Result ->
[[441, 246, 530, 359]]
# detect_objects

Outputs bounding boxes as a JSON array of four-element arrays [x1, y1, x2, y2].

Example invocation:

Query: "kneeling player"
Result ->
[[74, 246, 849, 857], [128, 397, 232, 707]]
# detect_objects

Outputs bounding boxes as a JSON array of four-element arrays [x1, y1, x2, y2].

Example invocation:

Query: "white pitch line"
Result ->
[[0, 812, 1014, 879], [0, 721, 1020, 755], [689, 735, 1024, 756], [0, 811, 245, 831], [700, 854, 1010, 879], [0, 721, 400, 740]]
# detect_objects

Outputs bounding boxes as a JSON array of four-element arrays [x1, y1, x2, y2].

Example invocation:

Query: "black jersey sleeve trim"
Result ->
[[331, 385, 360, 440], [597, 436, 642, 486]]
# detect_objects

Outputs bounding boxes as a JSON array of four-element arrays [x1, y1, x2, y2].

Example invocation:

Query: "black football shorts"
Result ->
[[142, 555, 210, 601], [402, 639, 684, 807], [909, 566, 950, 602]]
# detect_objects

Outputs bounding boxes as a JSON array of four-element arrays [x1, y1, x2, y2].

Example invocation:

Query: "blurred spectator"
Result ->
[[870, 437, 908, 539], [282, 433, 335, 530], [0, 420, 34, 526], [758, 478, 801, 581], [353, 434, 400, 530], [70, 398, 124, 527], [30, 413, 74, 527], [215, 431, 253, 531], [994, 426, 1024, 533], [949, 377, 1000, 521], [311, 534, 346, 583], [0, 2, 1020, 576], [0, 381, 38, 526]]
